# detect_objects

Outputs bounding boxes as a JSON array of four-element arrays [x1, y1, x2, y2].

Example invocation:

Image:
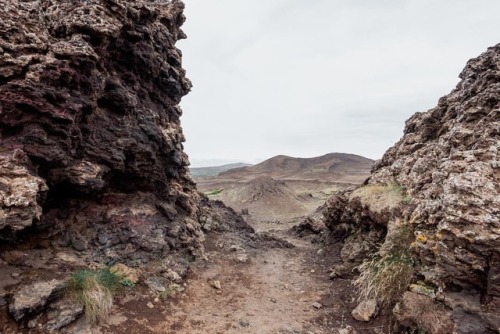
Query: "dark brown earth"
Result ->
[[1, 227, 392, 334]]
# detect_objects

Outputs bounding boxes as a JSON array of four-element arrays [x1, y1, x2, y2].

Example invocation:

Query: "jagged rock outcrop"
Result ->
[[0, 0, 256, 330], [0, 0, 203, 263], [324, 45, 500, 333]]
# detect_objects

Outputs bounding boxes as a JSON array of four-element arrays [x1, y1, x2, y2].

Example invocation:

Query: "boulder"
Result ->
[[351, 299, 378, 322], [9, 279, 65, 321]]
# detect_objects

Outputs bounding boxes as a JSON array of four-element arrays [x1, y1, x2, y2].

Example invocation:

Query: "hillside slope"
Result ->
[[190, 163, 252, 178], [220, 153, 373, 183]]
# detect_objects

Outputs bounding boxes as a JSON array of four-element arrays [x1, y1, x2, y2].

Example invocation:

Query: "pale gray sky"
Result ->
[[178, 0, 500, 167]]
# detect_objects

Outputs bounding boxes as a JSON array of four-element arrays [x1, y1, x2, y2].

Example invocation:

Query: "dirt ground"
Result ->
[[78, 228, 389, 334], [2, 175, 388, 333], [1, 226, 391, 334]]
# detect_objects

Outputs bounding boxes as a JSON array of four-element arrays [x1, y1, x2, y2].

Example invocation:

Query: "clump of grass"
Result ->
[[66, 268, 123, 323], [350, 183, 406, 214], [354, 249, 414, 308], [354, 219, 415, 308]]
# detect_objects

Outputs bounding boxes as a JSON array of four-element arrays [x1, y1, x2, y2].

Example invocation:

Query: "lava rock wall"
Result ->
[[0, 0, 203, 264], [324, 45, 500, 333]]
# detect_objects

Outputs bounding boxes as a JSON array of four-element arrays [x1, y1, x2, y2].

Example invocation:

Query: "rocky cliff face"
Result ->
[[0, 0, 204, 264], [324, 45, 500, 333]]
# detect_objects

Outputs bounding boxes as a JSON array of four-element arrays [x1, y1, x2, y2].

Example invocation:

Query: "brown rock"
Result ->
[[337, 326, 358, 334], [324, 44, 500, 331], [9, 279, 65, 321], [212, 280, 222, 290], [351, 299, 378, 322], [110, 263, 139, 284], [393, 292, 453, 334], [0, 150, 48, 231], [0, 0, 202, 262], [45, 298, 84, 331]]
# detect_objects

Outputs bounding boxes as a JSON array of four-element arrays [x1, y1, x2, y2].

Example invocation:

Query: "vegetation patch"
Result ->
[[349, 183, 407, 213], [354, 249, 414, 308], [354, 219, 415, 308], [204, 188, 223, 196], [66, 268, 124, 323]]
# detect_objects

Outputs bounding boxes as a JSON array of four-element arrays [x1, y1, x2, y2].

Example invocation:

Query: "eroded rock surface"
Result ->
[[0, 0, 234, 330], [0, 0, 202, 261], [324, 45, 500, 332], [9, 279, 65, 321]]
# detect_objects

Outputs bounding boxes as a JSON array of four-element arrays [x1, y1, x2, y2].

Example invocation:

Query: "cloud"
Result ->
[[179, 0, 500, 167]]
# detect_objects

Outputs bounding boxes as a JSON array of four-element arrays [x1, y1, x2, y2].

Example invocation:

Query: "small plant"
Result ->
[[159, 283, 185, 301], [204, 188, 223, 196], [120, 278, 135, 287], [66, 268, 123, 323], [388, 183, 405, 194]]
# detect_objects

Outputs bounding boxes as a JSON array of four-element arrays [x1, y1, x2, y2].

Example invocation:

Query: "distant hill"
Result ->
[[219, 153, 374, 182], [196, 153, 374, 229], [190, 163, 252, 178]]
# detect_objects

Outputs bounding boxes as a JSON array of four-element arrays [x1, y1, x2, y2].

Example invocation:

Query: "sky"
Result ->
[[178, 0, 500, 167]]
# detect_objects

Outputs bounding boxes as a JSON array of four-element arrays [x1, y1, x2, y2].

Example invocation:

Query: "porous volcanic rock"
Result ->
[[324, 45, 500, 332], [0, 0, 204, 264]]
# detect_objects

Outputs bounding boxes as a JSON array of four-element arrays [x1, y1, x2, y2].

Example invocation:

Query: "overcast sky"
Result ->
[[178, 0, 500, 167]]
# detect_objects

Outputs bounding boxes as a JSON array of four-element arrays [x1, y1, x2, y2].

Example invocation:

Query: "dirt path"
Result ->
[[154, 235, 338, 333], [89, 228, 385, 334]]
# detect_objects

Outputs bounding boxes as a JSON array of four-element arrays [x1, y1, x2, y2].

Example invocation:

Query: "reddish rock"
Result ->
[[0, 0, 202, 263]]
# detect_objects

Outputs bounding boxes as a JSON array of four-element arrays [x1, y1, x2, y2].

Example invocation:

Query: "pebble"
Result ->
[[329, 271, 340, 279], [312, 302, 323, 309], [239, 319, 250, 327], [269, 297, 277, 303], [236, 254, 248, 263], [212, 280, 221, 290], [146, 302, 154, 309]]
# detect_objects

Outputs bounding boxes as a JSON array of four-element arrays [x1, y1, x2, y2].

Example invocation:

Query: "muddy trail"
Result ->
[[79, 226, 388, 334]]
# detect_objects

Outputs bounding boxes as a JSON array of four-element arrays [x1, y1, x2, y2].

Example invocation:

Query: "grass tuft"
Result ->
[[66, 268, 123, 323], [354, 219, 415, 308], [354, 249, 414, 308]]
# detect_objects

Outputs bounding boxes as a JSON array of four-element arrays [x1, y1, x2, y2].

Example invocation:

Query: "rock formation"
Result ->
[[0, 0, 258, 330], [324, 45, 500, 333], [0, 0, 205, 263]]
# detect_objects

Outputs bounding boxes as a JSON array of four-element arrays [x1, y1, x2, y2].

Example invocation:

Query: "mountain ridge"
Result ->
[[218, 152, 374, 182]]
